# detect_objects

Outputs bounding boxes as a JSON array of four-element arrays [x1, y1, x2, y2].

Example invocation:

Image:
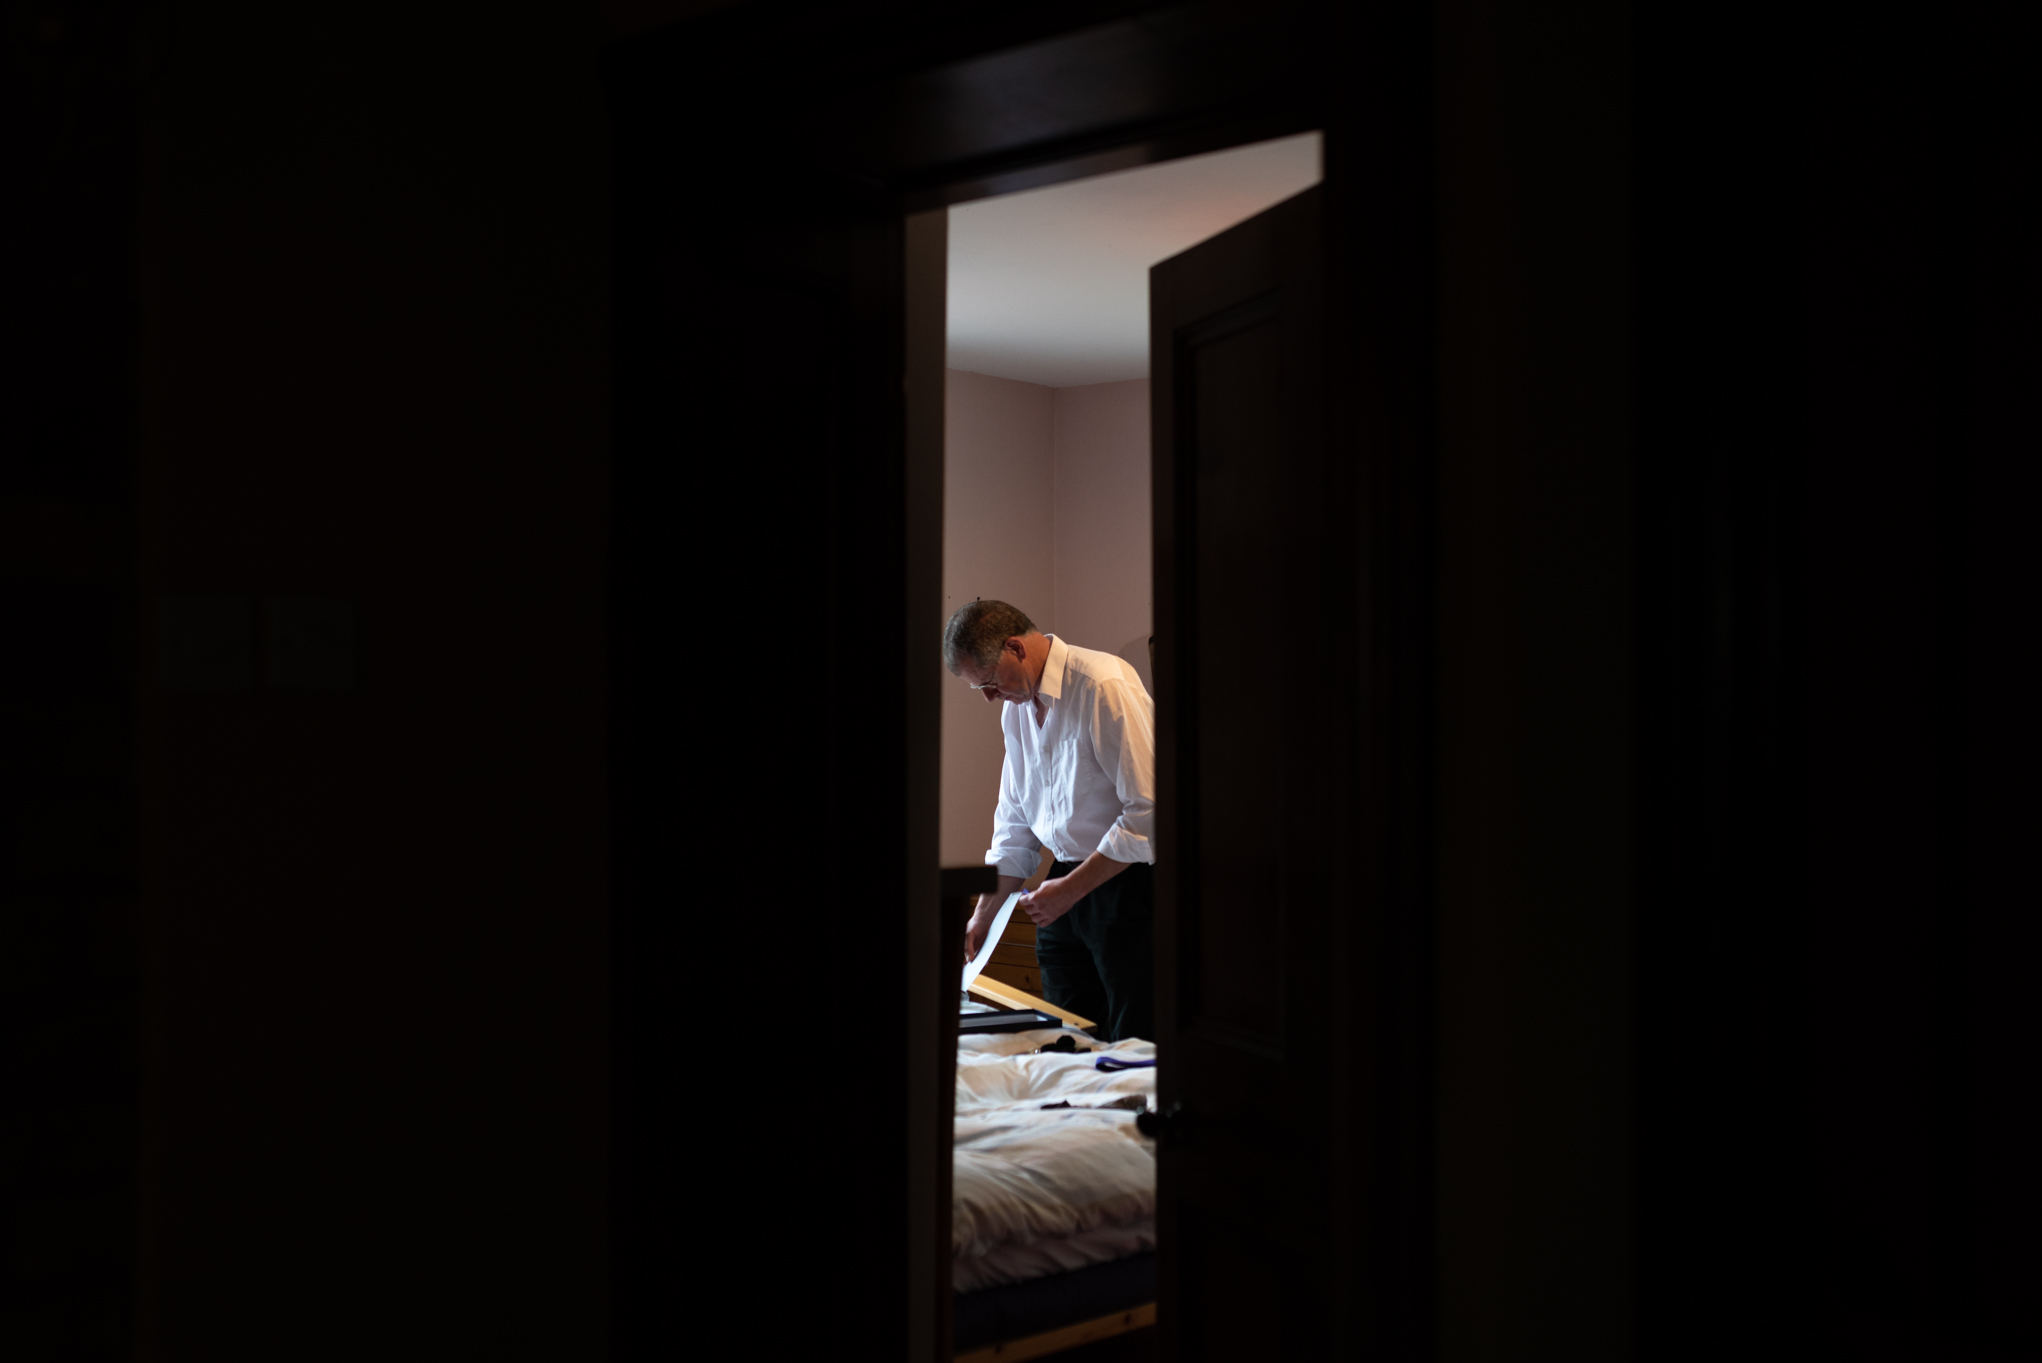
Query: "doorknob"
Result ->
[[1136, 1101, 1191, 1145]]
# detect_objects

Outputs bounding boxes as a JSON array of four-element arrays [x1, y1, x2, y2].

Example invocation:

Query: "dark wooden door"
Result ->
[[1151, 185, 1350, 1358]]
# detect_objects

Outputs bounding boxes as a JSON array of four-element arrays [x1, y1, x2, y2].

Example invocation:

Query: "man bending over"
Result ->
[[945, 599, 1157, 1043]]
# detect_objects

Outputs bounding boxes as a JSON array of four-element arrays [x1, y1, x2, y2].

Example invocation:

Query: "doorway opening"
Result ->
[[938, 127, 1325, 894], [932, 130, 1324, 1363]]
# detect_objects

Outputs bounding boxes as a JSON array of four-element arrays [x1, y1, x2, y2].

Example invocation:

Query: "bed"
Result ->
[[953, 982, 1158, 1361]]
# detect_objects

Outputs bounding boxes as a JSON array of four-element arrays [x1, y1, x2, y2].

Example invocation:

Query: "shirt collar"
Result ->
[[1037, 634, 1068, 704]]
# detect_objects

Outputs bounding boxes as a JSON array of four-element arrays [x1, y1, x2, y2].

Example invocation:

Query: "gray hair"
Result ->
[[943, 599, 1036, 674]]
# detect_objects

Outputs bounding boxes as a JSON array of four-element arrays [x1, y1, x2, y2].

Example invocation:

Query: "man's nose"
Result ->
[[981, 687, 1000, 705]]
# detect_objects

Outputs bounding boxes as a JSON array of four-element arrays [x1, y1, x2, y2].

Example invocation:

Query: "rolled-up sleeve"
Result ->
[[1090, 679, 1156, 864], [985, 742, 1045, 879]]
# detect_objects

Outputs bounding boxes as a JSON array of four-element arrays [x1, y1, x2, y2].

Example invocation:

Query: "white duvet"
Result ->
[[953, 1023, 1158, 1293]]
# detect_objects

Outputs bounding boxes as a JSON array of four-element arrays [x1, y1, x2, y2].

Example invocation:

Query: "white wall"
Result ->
[[941, 370, 1054, 867], [940, 368, 1152, 869], [1053, 378, 1153, 695]]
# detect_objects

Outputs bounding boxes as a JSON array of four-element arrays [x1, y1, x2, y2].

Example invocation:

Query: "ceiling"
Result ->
[[945, 132, 1323, 389]]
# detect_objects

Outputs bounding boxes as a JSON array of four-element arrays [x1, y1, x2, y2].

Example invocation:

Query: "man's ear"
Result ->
[[1004, 635, 1027, 660]]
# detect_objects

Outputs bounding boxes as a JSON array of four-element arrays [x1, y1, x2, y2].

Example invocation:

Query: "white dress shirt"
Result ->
[[985, 635, 1157, 878]]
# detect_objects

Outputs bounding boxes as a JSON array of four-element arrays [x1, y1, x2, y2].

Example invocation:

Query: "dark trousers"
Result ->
[[1035, 861, 1155, 1044]]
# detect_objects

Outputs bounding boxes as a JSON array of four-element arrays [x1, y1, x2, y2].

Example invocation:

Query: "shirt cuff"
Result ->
[[987, 849, 1040, 880], [1096, 825, 1154, 865]]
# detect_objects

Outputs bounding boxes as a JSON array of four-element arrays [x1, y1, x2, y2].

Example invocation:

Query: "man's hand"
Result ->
[[1020, 852, 1134, 929], [964, 876, 1027, 963], [963, 904, 995, 962], [1020, 874, 1084, 928]]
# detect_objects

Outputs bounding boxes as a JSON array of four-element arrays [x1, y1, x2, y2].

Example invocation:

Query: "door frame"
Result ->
[[603, 3, 1438, 1357]]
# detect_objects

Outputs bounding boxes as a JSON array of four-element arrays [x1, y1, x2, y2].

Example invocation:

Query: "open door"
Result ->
[[1149, 184, 1340, 1357], [1152, 179, 1433, 1358]]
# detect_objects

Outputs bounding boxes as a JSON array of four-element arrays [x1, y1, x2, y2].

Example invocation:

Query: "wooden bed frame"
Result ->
[[955, 1304, 1155, 1363], [955, 980, 1151, 1361], [964, 976, 1097, 1033]]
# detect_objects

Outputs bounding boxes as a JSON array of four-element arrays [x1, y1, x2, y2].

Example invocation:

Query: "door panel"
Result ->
[[1180, 1207, 1292, 1356], [1152, 185, 1335, 1358], [1185, 298, 1290, 1054]]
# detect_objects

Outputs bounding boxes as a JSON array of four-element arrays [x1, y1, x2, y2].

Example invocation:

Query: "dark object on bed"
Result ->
[[953, 1253, 1156, 1352], [1034, 1035, 1093, 1054], [958, 1006, 1067, 1035]]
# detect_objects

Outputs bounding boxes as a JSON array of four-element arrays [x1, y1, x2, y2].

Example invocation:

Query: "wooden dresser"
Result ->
[[980, 912, 1041, 994]]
